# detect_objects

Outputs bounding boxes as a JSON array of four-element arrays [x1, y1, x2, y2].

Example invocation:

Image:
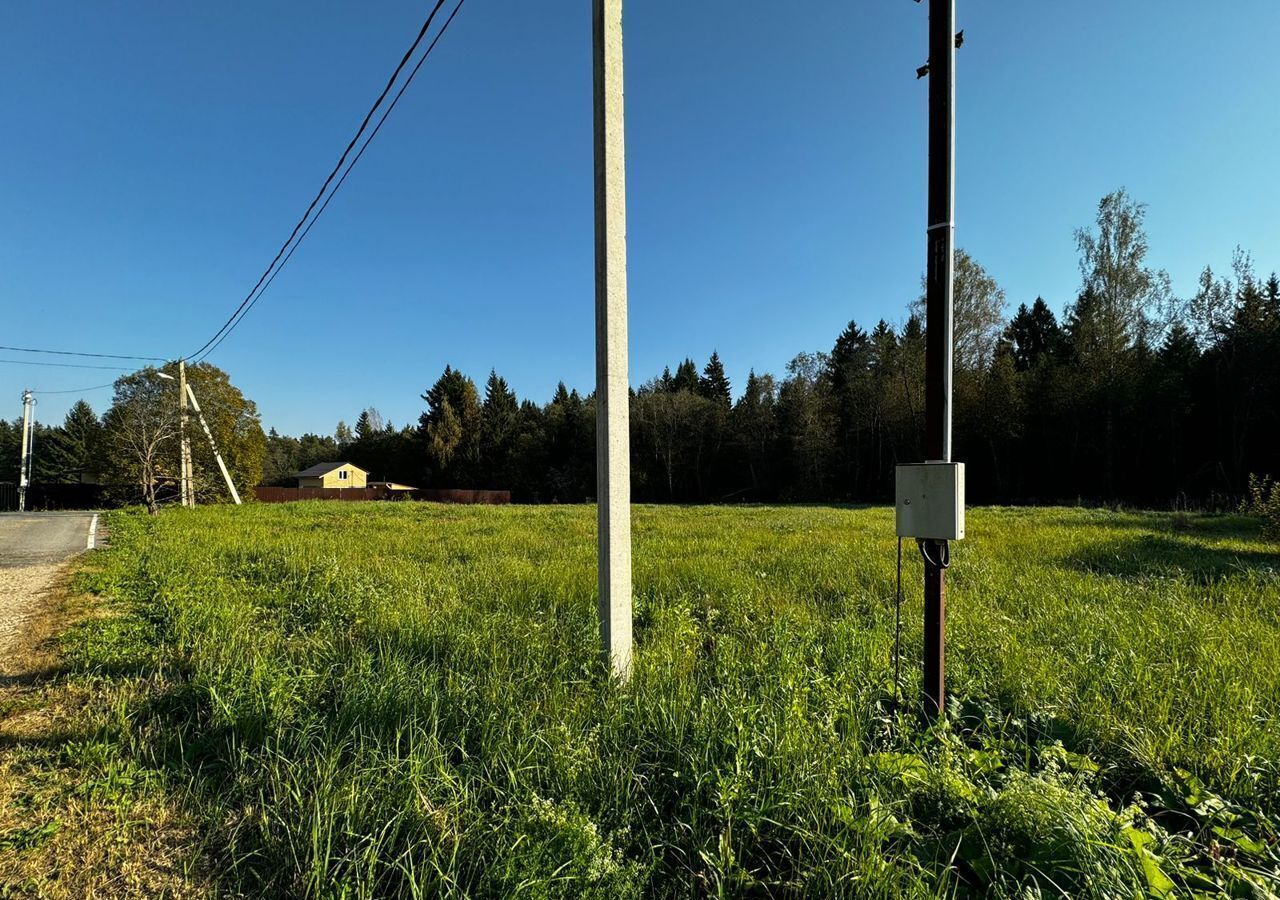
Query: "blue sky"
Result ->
[[2, 1, 1278, 435]]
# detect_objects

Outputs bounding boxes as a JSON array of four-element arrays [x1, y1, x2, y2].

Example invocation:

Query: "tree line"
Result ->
[[6, 188, 1277, 509], [2, 364, 264, 512], [264, 189, 1279, 507]]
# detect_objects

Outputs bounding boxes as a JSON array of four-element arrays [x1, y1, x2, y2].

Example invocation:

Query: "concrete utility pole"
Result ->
[[179, 360, 193, 507], [593, 0, 633, 680], [17, 390, 34, 512], [923, 0, 956, 717], [185, 383, 241, 505]]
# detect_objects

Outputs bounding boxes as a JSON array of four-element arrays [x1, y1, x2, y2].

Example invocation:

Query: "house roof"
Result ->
[[294, 461, 367, 478]]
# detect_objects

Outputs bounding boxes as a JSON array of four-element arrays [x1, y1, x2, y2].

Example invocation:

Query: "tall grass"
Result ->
[[72, 503, 1280, 897]]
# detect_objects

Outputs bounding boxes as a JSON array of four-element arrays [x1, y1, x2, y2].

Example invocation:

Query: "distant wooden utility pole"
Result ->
[[179, 360, 193, 507], [593, 0, 632, 680], [923, 0, 956, 718]]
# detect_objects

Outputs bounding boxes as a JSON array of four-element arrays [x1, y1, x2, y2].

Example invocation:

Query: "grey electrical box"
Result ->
[[895, 462, 965, 540]]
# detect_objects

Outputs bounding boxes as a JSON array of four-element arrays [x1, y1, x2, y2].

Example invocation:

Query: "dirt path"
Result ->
[[0, 512, 96, 659], [0, 562, 69, 660]]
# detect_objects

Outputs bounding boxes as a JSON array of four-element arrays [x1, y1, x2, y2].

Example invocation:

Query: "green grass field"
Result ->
[[68, 503, 1280, 897]]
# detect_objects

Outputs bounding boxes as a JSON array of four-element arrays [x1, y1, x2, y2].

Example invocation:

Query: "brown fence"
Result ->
[[254, 486, 510, 505], [255, 487, 383, 503], [416, 489, 511, 505]]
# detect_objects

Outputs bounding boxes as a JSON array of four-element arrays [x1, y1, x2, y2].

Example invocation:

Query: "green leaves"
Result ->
[[0, 820, 61, 852], [1124, 827, 1176, 896]]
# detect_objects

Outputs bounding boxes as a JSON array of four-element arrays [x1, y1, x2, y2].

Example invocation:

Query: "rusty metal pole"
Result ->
[[593, 0, 633, 680], [923, 0, 955, 719]]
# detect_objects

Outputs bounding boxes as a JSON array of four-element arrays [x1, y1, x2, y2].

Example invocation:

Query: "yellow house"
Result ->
[[295, 461, 369, 489]]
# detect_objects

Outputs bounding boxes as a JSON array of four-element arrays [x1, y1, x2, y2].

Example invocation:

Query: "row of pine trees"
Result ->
[[0, 400, 103, 486], [262, 191, 1280, 507]]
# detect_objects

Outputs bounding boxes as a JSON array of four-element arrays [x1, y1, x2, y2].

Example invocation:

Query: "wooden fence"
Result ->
[[254, 486, 511, 505], [417, 489, 511, 505]]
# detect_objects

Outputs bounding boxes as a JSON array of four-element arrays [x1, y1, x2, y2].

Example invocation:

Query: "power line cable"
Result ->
[[0, 358, 135, 371], [196, 0, 467, 364], [31, 382, 117, 396], [184, 0, 453, 362], [0, 344, 165, 361]]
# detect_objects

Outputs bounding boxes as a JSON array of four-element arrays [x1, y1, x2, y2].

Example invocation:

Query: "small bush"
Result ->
[[1243, 474, 1280, 539]]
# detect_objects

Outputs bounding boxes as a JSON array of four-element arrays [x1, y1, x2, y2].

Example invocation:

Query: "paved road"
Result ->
[[0, 511, 98, 657], [0, 512, 97, 567]]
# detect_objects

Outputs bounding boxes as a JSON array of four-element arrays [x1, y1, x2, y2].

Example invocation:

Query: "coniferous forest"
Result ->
[[253, 190, 1280, 508], [10, 187, 1268, 510]]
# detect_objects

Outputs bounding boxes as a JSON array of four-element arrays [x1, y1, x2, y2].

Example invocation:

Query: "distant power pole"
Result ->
[[593, 0, 633, 680], [17, 390, 34, 512], [179, 360, 193, 507], [923, 0, 956, 718]]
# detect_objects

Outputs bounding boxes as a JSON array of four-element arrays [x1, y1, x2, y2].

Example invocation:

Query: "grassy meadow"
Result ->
[[59, 503, 1280, 897]]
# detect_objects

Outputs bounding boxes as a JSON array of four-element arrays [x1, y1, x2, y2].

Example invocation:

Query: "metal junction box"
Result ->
[[895, 462, 965, 540]]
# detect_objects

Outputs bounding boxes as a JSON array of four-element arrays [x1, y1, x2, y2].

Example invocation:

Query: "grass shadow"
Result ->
[[1035, 508, 1266, 537], [1062, 533, 1278, 583], [0, 663, 66, 690]]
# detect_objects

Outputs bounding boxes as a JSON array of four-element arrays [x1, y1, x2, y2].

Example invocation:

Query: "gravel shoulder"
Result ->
[[0, 562, 68, 661], [0, 512, 97, 660]]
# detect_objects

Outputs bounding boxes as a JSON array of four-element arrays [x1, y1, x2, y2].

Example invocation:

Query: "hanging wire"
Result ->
[[30, 382, 117, 396], [0, 358, 133, 371], [0, 344, 164, 361], [894, 536, 904, 708], [194, 0, 468, 364], [917, 538, 951, 569], [184, 0, 460, 362]]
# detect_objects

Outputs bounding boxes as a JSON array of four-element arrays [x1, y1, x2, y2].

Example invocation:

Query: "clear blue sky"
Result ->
[[2, 1, 1278, 435]]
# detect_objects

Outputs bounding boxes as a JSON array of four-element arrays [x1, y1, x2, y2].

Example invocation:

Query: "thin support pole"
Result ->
[[185, 384, 241, 505], [923, 0, 955, 719], [593, 0, 632, 680]]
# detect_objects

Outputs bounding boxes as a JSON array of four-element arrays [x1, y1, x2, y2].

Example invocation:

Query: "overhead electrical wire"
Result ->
[[0, 4, 467, 388], [0, 344, 165, 362], [0, 358, 135, 371], [185, 0, 461, 362], [193, 0, 467, 364], [31, 382, 118, 396]]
